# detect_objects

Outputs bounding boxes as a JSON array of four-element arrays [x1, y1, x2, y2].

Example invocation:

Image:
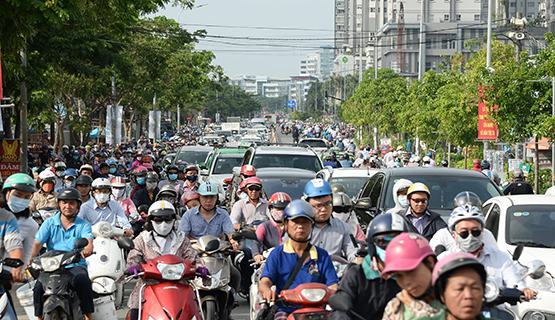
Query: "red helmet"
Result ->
[[243, 176, 262, 188], [111, 177, 126, 188], [182, 191, 200, 204], [240, 165, 256, 177], [269, 192, 292, 209], [381, 232, 435, 278]]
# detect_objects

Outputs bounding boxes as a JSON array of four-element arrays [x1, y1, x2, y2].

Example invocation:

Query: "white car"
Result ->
[[316, 167, 378, 199], [483, 195, 555, 318]]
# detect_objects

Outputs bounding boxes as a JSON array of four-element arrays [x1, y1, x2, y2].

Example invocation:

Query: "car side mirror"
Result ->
[[74, 238, 89, 250], [354, 197, 372, 211], [200, 169, 209, 176], [199, 163, 207, 170], [527, 260, 546, 279], [117, 237, 135, 251], [223, 177, 233, 185]]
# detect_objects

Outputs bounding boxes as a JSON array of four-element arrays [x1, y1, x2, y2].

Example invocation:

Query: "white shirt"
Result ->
[[78, 198, 131, 229], [430, 227, 498, 252]]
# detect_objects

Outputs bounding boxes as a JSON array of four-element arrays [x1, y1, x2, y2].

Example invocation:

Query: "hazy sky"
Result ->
[[158, 0, 334, 78]]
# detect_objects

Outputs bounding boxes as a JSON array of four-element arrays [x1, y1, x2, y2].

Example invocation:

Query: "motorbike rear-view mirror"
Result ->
[[205, 239, 220, 252], [223, 177, 233, 185], [512, 244, 524, 261], [74, 238, 89, 250], [527, 260, 546, 279], [2, 258, 24, 268], [328, 293, 352, 312], [117, 237, 135, 251]]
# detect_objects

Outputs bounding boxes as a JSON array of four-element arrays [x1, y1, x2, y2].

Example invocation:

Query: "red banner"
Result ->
[[477, 86, 498, 141], [0, 140, 21, 179]]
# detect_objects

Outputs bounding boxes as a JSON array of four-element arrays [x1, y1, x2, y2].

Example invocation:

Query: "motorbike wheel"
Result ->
[[204, 300, 218, 320], [44, 307, 68, 320]]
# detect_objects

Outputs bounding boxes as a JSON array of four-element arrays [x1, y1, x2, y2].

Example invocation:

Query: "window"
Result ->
[[444, 14, 450, 21], [456, 14, 461, 21], [484, 204, 500, 239], [528, 1, 535, 7], [417, 14, 421, 21], [369, 175, 384, 210], [510, 1, 516, 7], [474, 14, 480, 21]]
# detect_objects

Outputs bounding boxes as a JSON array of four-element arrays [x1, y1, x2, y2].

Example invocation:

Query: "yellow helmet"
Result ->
[[407, 182, 431, 198]]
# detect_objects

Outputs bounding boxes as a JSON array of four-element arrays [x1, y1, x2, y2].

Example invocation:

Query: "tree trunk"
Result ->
[[534, 135, 540, 194], [464, 147, 468, 169]]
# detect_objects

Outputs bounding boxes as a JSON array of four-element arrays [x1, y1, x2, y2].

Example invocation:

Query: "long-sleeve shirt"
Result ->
[[310, 218, 357, 262], [0, 210, 23, 258], [78, 198, 131, 229]]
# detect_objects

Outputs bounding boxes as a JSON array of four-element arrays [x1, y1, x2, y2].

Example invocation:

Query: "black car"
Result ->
[[257, 167, 316, 200], [353, 167, 503, 231]]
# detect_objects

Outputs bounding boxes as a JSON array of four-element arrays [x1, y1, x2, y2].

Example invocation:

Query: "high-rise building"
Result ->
[[300, 46, 336, 80], [319, 46, 335, 79], [288, 75, 318, 110], [230, 76, 290, 98]]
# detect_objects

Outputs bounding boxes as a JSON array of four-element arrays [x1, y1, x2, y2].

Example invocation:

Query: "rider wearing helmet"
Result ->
[[259, 199, 339, 316], [252, 192, 291, 263], [481, 160, 501, 186], [62, 168, 78, 188], [29, 169, 58, 213], [432, 252, 487, 320], [402, 183, 447, 240], [385, 179, 413, 216], [158, 164, 184, 196], [111, 176, 139, 224], [332, 191, 365, 241], [182, 164, 200, 194], [304, 178, 357, 262], [75, 174, 93, 203], [32, 187, 94, 320], [503, 168, 534, 195], [79, 164, 94, 177], [182, 191, 201, 210], [126, 200, 205, 320], [132, 171, 159, 209], [381, 233, 444, 320], [440, 204, 537, 301], [78, 178, 133, 236], [230, 176, 268, 230], [129, 165, 148, 199], [331, 213, 406, 320]]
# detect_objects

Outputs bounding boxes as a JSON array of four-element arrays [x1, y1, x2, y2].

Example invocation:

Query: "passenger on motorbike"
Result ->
[[331, 213, 405, 320], [63, 168, 78, 188], [79, 178, 133, 237], [29, 169, 58, 213], [385, 179, 412, 216], [132, 171, 160, 208], [440, 205, 537, 301], [230, 176, 268, 230], [432, 252, 487, 320], [111, 176, 139, 222], [381, 232, 445, 320], [252, 192, 291, 263], [31, 187, 95, 320], [182, 190, 201, 210], [181, 164, 200, 194], [259, 199, 339, 317], [126, 200, 207, 320], [75, 174, 93, 203], [332, 191, 365, 242], [158, 164, 184, 196], [304, 179, 357, 262]]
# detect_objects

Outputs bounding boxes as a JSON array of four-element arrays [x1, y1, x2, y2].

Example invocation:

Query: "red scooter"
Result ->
[[279, 283, 333, 320], [126, 254, 203, 320]]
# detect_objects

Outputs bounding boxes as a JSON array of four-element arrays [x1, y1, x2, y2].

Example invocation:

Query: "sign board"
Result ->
[[287, 100, 297, 109], [221, 122, 240, 133], [520, 163, 531, 175], [105, 105, 123, 145], [148, 111, 161, 141], [0, 139, 20, 179], [477, 86, 499, 140], [508, 159, 523, 174]]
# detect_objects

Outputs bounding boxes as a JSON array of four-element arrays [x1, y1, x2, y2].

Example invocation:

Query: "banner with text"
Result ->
[[0, 139, 20, 178], [477, 86, 498, 141]]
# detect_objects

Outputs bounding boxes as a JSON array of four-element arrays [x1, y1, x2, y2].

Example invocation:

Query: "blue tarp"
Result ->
[[90, 128, 100, 138]]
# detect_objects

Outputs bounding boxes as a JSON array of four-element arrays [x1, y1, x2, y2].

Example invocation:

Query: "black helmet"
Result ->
[[367, 213, 407, 240], [332, 192, 353, 213], [166, 164, 179, 173], [481, 160, 490, 170], [57, 188, 82, 204], [453, 191, 482, 209], [440, 159, 448, 167], [156, 185, 178, 200], [146, 171, 159, 182], [75, 175, 93, 186]]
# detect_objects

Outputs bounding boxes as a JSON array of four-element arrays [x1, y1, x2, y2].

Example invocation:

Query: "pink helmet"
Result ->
[[381, 232, 435, 277], [431, 252, 486, 287], [182, 191, 200, 205]]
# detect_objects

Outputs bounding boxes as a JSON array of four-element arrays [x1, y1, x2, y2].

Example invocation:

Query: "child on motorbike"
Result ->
[[126, 200, 208, 320], [381, 232, 445, 320], [252, 192, 291, 264]]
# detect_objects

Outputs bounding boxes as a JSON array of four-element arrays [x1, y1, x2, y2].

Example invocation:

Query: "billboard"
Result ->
[[0, 139, 20, 179], [477, 86, 499, 141]]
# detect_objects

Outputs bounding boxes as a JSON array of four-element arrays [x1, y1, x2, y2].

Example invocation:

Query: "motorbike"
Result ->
[[231, 226, 262, 298], [86, 221, 132, 317], [192, 235, 234, 320], [249, 248, 274, 320], [277, 283, 333, 320], [124, 253, 203, 320], [32, 207, 58, 225], [0, 258, 24, 319], [29, 238, 89, 320]]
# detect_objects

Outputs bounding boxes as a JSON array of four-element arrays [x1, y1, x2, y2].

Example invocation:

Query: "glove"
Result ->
[[196, 266, 210, 279], [127, 265, 142, 276]]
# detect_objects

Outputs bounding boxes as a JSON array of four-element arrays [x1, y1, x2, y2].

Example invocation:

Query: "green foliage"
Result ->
[[201, 82, 262, 119]]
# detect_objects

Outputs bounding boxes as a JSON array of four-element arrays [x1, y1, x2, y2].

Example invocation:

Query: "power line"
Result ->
[[180, 23, 334, 32]]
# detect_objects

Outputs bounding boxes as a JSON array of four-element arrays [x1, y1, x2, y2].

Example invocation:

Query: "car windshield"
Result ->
[[506, 205, 555, 248], [329, 177, 369, 199], [261, 176, 314, 200], [253, 155, 322, 172], [384, 175, 501, 214], [299, 140, 327, 148], [213, 157, 243, 174], [175, 150, 210, 165]]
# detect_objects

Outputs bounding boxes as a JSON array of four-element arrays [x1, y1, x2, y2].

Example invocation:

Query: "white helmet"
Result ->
[[92, 178, 112, 189], [546, 186, 555, 196], [422, 156, 431, 163], [148, 200, 176, 217], [39, 169, 56, 181], [448, 205, 484, 230]]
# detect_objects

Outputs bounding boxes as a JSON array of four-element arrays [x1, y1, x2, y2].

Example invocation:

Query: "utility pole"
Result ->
[[359, 30, 364, 83], [110, 75, 117, 146], [552, 76, 555, 186], [20, 45, 29, 173], [484, 0, 494, 160], [418, 0, 426, 80], [177, 104, 181, 131]]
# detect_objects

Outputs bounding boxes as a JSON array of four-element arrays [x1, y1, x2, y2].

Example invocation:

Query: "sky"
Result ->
[[158, 0, 334, 78]]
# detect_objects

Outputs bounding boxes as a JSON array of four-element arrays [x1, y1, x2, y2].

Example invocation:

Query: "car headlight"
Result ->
[[40, 254, 64, 272], [157, 263, 184, 280], [525, 275, 555, 291], [300, 288, 327, 303]]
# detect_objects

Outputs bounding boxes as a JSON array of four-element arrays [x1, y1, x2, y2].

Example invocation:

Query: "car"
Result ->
[[240, 145, 323, 173], [257, 168, 316, 200], [298, 138, 329, 153], [172, 145, 213, 167], [353, 167, 503, 231], [200, 148, 246, 203], [316, 167, 379, 199]]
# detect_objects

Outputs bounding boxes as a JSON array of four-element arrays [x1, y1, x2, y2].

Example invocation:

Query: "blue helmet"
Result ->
[[63, 168, 78, 178], [198, 181, 218, 196], [303, 178, 332, 199], [106, 158, 118, 166], [284, 199, 315, 222], [481, 160, 490, 170]]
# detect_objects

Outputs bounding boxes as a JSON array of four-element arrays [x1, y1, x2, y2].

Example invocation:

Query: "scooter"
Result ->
[[86, 222, 132, 318], [124, 253, 203, 320], [0, 258, 24, 319], [249, 248, 273, 320], [32, 207, 58, 225], [192, 235, 234, 320], [29, 238, 89, 320], [278, 283, 333, 320]]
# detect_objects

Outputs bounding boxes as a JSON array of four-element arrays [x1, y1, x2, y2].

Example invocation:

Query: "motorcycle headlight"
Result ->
[[300, 288, 327, 303], [523, 311, 553, 320], [40, 254, 64, 272], [525, 275, 555, 291], [95, 222, 114, 238], [157, 263, 184, 280]]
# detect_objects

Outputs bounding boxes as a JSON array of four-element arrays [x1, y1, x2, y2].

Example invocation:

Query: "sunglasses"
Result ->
[[373, 235, 396, 249], [247, 185, 262, 191], [152, 216, 175, 223], [457, 229, 482, 239], [312, 200, 332, 210], [410, 198, 428, 204]]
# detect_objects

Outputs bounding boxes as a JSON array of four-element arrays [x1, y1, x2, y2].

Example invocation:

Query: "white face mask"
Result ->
[[153, 221, 174, 236], [112, 189, 125, 199], [95, 193, 110, 204], [398, 195, 409, 208]]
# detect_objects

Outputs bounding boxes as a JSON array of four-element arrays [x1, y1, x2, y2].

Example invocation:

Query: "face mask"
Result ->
[[153, 220, 174, 236], [270, 208, 284, 222], [375, 246, 387, 262], [146, 182, 157, 191], [8, 196, 31, 213], [168, 173, 178, 181], [136, 177, 146, 185], [95, 193, 110, 204], [456, 232, 483, 253], [113, 189, 125, 199], [398, 195, 409, 208], [186, 175, 198, 182], [333, 212, 349, 223], [109, 168, 117, 174]]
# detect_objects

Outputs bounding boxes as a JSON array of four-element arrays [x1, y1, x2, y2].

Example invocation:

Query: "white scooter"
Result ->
[[86, 221, 131, 320], [249, 248, 273, 320]]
